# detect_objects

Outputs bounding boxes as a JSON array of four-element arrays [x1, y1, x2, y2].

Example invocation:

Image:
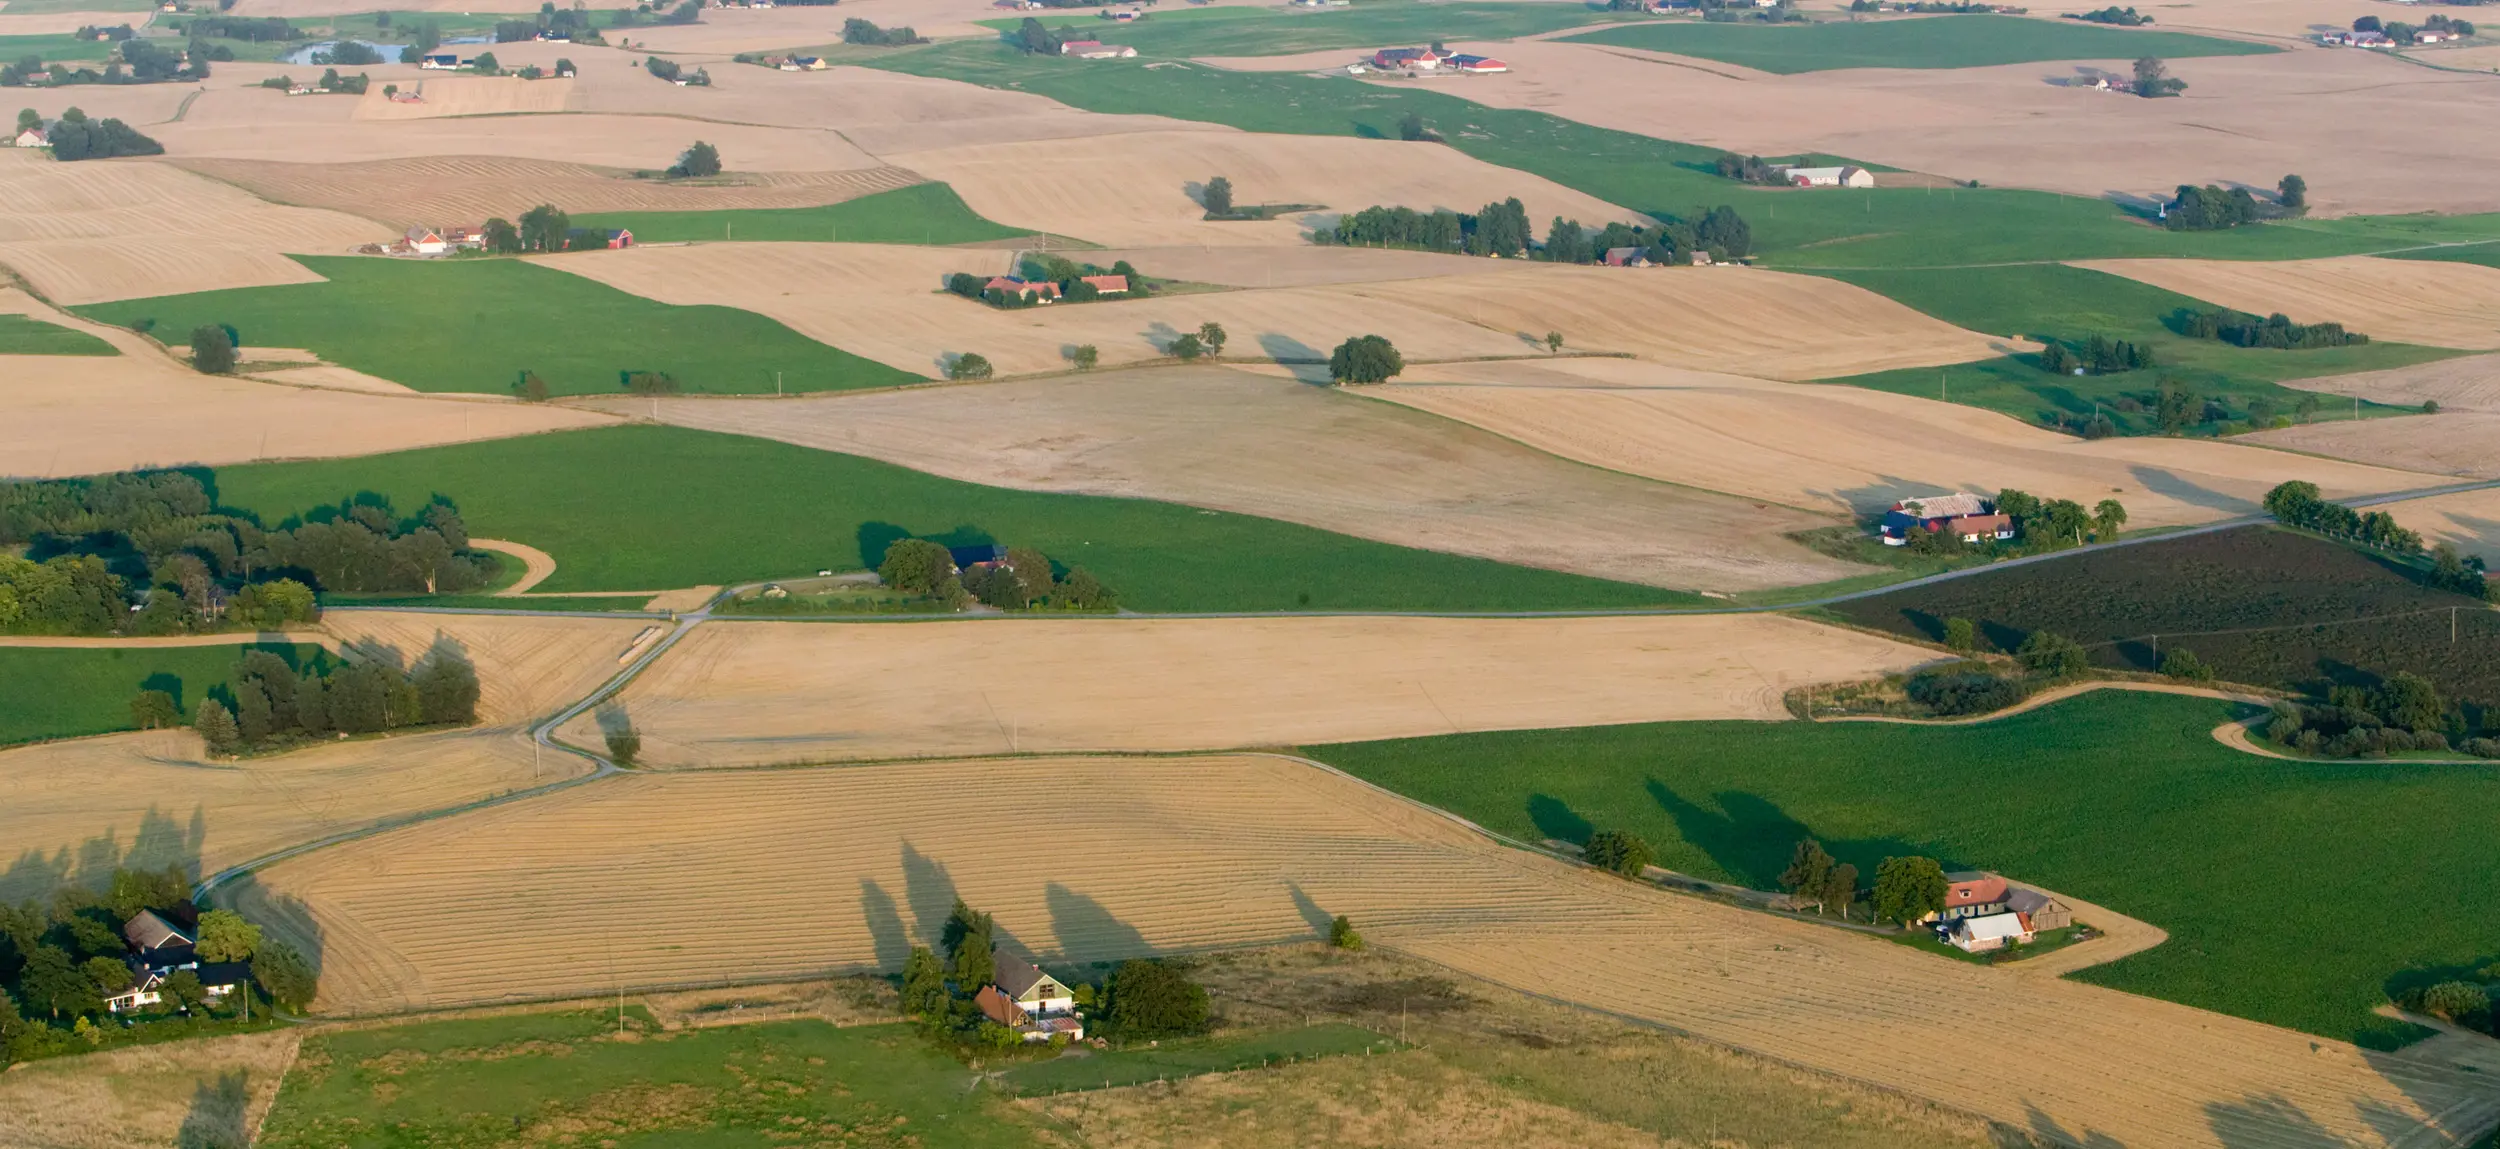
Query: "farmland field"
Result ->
[[1558, 14, 2277, 73], [0, 641, 327, 747], [1826, 525, 2500, 708], [996, 1024, 1392, 1095], [986, 1, 1640, 59], [1816, 263, 2452, 433], [1307, 688, 2500, 1046], [206, 425, 1688, 610], [0, 311, 117, 355], [256, 1011, 1032, 1149], [567, 181, 1034, 245], [74, 256, 920, 396], [0, 1030, 300, 1149]]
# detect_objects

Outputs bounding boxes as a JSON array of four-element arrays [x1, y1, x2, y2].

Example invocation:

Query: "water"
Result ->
[[281, 39, 406, 65]]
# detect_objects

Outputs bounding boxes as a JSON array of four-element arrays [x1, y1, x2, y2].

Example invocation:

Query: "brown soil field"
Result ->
[[0, 150, 390, 303], [350, 74, 579, 120], [0, 291, 612, 478], [2378, 487, 2500, 565], [1205, 38, 2500, 216], [588, 365, 1867, 590], [2076, 256, 2500, 350], [0, 613, 648, 900], [2244, 411, 2500, 478], [173, 156, 925, 232], [0, 1030, 299, 1149], [2276, 352, 2500, 413], [890, 128, 1646, 248], [1370, 357, 2440, 524], [230, 753, 2500, 1146], [551, 615, 1937, 765]]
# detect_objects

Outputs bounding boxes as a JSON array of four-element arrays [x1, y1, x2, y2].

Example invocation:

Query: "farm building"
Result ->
[[11, 126, 46, 148], [1602, 246, 1651, 268], [1880, 492, 2014, 546], [1373, 46, 1450, 70], [1060, 40, 1138, 58], [975, 950, 1087, 1042], [554, 60, 577, 76], [1080, 274, 1130, 294], [2414, 28, 2459, 42], [2007, 888, 2074, 931], [779, 55, 827, 69], [1779, 165, 1876, 189], [402, 225, 448, 255], [419, 52, 460, 69], [1448, 54, 1509, 73], [1936, 871, 2010, 922], [603, 228, 635, 249], [101, 909, 251, 1014], [983, 275, 1061, 301], [1948, 912, 2035, 953], [441, 224, 485, 247]]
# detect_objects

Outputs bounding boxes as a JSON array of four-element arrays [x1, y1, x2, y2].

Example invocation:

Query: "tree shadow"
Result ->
[[1045, 881, 1152, 961], [2026, 1100, 2128, 1148], [859, 878, 908, 971], [1285, 881, 1333, 938], [141, 671, 188, 710], [1526, 794, 1593, 846], [592, 700, 632, 738], [899, 841, 959, 951], [2204, 1093, 2350, 1148], [856, 521, 910, 570], [217, 873, 324, 978], [175, 1070, 252, 1149], [2128, 464, 2249, 515], [0, 804, 207, 905], [1256, 332, 1334, 384], [1644, 781, 1928, 889]]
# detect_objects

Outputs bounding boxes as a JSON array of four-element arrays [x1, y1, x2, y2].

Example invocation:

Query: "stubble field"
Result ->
[[549, 614, 1935, 765], [2075, 256, 2500, 350], [2379, 486, 2500, 565], [601, 367, 1866, 592], [171, 156, 929, 230], [2244, 412, 2500, 478], [226, 753, 2499, 1147], [0, 1030, 299, 1149]]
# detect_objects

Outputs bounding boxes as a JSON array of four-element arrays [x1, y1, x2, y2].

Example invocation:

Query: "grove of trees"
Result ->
[[37, 107, 163, 160], [1318, 195, 1753, 265], [1777, 839, 1862, 919], [2131, 56, 2186, 97], [2164, 183, 2260, 231], [666, 140, 721, 178], [192, 645, 479, 757], [876, 538, 1116, 611], [2180, 307, 2365, 349], [840, 17, 922, 44]]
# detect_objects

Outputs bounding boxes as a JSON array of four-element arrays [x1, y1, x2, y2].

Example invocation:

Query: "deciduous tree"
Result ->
[[1197, 321, 1226, 357], [1779, 839, 1834, 909], [1872, 855, 1947, 926], [1068, 344, 1099, 370], [1106, 959, 1208, 1038], [1202, 175, 1233, 216], [669, 139, 721, 178], [1328, 334, 1403, 385], [194, 698, 240, 757], [195, 910, 261, 962], [130, 689, 179, 729], [1582, 829, 1654, 878], [190, 325, 237, 374]]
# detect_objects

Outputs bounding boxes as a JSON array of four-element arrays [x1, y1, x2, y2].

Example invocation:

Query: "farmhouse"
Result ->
[[11, 126, 46, 148], [974, 950, 1087, 1042], [1937, 871, 2010, 922], [419, 52, 460, 69], [101, 909, 250, 1013], [983, 275, 1061, 301], [1602, 246, 1651, 268], [1080, 273, 1130, 294], [1373, 46, 1449, 70], [1948, 911, 2035, 953], [1779, 165, 1876, 189], [402, 225, 448, 255], [441, 224, 485, 247], [1881, 492, 2013, 546], [1447, 54, 1509, 74]]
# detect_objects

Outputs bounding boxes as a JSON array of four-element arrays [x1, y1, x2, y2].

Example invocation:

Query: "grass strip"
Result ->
[[997, 1023, 1394, 1095], [569, 181, 1034, 245]]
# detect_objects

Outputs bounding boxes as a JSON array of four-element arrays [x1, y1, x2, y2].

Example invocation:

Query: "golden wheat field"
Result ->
[[172, 156, 926, 231], [2379, 487, 2500, 564], [351, 74, 578, 120], [0, 292, 612, 477], [891, 128, 1646, 248], [0, 150, 388, 303], [1372, 357, 2441, 523], [2245, 412, 2500, 479], [320, 610, 659, 726], [0, 1030, 299, 1149], [229, 753, 2500, 1147], [2076, 256, 2500, 350], [596, 367, 1864, 591], [548, 614, 1933, 765], [2276, 352, 2500, 413]]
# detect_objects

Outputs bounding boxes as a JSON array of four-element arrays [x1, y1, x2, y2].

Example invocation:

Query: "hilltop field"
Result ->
[[3, 0, 2499, 1144]]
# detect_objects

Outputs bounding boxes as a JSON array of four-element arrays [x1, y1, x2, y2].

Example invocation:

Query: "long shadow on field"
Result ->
[[1256, 333, 1330, 384], [2203, 1093, 2360, 1148], [859, 878, 908, 971], [0, 803, 207, 905], [1526, 794, 1593, 847], [1643, 781, 1928, 891], [215, 872, 325, 980], [1046, 882, 1151, 961], [899, 842, 960, 951], [2024, 1101, 2127, 1148], [175, 1070, 252, 1149], [857, 522, 910, 570], [2130, 465, 2251, 517], [1285, 881, 1333, 939]]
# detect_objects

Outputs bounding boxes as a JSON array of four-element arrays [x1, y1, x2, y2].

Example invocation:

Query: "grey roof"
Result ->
[[2007, 888, 2067, 914], [994, 949, 1058, 999], [124, 910, 193, 952]]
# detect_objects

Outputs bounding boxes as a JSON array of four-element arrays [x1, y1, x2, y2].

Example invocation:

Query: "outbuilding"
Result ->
[[1949, 912, 2034, 953], [2006, 887, 2074, 931], [1780, 165, 1875, 189]]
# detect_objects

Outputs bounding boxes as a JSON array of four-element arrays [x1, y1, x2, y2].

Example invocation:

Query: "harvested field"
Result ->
[[2275, 351, 2500, 412], [351, 75, 577, 119], [1081, 244, 1539, 289], [2380, 487, 2500, 565], [230, 754, 2500, 1147], [173, 155, 926, 241], [2076, 255, 2500, 350], [0, 1030, 299, 1149], [319, 609, 657, 725], [595, 367, 1862, 591], [0, 291, 611, 478], [1372, 357, 2439, 524], [549, 614, 1932, 765], [0, 150, 389, 304], [0, 8, 160, 33], [891, 129, 1646, 248], [2244, 412, 2500, 479]]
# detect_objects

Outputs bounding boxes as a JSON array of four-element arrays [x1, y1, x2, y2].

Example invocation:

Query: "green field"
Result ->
[[569, 181, 1034, 245], [0, 642, 327, 747], [257, 1010, 1032, 1148], [75, 256, 920, 396], [0, 313, 118, 355], [1561, 14, 2274, 73], [1812, 263, 2453, 431], [996, 1023, 1392, 1095], [1308, 689, 2498, 1047], [0, 32, 123, 62], [863, 43, 2500, 268], [989, 0, 1640, 58], [206, 425, 1691, 611]]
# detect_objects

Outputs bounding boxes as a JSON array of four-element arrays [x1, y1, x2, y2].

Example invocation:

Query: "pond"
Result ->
[[280, 39, 406, 64]]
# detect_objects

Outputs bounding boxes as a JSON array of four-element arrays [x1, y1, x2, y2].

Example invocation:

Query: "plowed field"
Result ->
[[231, 754, 2500, 1148]]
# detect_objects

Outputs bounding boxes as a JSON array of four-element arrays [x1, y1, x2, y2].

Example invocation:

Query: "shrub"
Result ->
[[2421, 981, 2490, 1023], [946, 353, 994, 381], [190, 325, 237, 374], [621, 370, 679, 395], [1105, 959, 1209, 1039], [1582, 829, 1654, 878], [1328, 334, 1403, 385], [1904, 666, 2023, 716], [1328, 914, 1363, 950]]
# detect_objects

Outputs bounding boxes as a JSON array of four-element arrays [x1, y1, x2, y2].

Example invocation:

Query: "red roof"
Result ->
[[1946, 873, 2008, 906], [985, 276, 1061, 298], [1080, 274, 1128, 293], [975, 985, 1026, 1027]]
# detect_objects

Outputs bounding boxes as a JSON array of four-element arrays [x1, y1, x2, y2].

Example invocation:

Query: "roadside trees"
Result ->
[[1872, 856, 1948, 926], [1582, 829, 1654, 878]]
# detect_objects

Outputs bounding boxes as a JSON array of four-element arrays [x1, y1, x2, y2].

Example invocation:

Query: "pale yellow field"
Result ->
[[0, 1030, 299, 1149], [2379, 487, 2500, 565], [0, 291, 613, 477], [0, 614, 648, 897], [2246, 411, 2500, 479], [230, 753, 2500, 1147], [352, 74, 578, 119], [2277, 351, 2500, 413], [0, 150, 390, 303], [891, 128, 1647, 248], [592, 366, 1868, 591], [1372, 357, 2443, 524], [551, 615, 1933, 765], [2077, 256, 2500, 350], [173, 156, 925, 232], [0, 8, 157, 34]]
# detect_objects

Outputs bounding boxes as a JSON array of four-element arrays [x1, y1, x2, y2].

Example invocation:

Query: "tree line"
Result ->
[[2266, 481, 2489, 599], [2264, 672, 2498, 759], [2066, 5, 2150, 22], [841, 18, 923, 44], [644, 55, 710, 85], [11, 107, 161, 160], [186, 643, 480, 757], [2178, 307, 2365, 349], [2036, 332, 2153, 376], [1318, 196, 1752, 263], [0, 472, 502, 635], [0, 867, 316, 1065], [2163, 173, 2314, 231], [877, 539, 1116, 611]]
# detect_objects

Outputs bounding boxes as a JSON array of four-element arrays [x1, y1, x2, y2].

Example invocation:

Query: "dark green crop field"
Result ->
[[0, 313, 118, 356], [1827, 526, 2500, 709], [0, 641, 327, 747], [1308, 688, 2499, 1046], [205, 425, 1691, 611], [569, 181, 1032, 245], [75, 256, 920, 396], [989, 0, 1638, 58], [1561, 14, 2275, 73], [1813, 263, 2452, 431]]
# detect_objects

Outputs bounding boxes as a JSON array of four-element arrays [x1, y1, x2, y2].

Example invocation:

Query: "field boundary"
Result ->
[[2211, 714, 2496, 767]]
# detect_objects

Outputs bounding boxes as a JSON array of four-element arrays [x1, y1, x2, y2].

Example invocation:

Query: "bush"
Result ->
[[190, 325, 237, 374], [946, 353, 994, 381], [1105, 959, 1208, 1039], [1904, 666, 2023, 716], [2158, 648, 2215, 682], [2016, 630, 2092, 679], [1328, 914, 1364, 950], [1327, 334, 1403, 385], [1581, 828, 1654, 878], [2420, 981, 2490, 1023]]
